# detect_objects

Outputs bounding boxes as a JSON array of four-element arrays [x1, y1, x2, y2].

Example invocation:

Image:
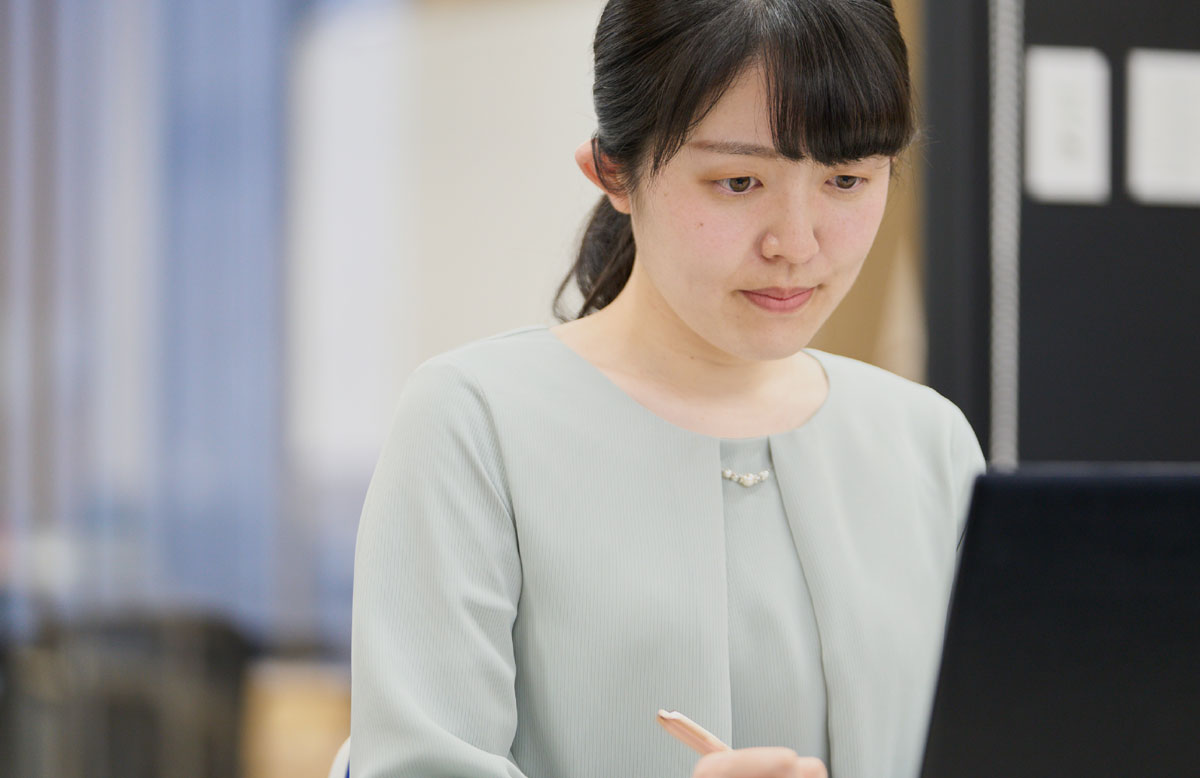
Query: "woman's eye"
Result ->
[[832, 175, 864, 191], [718, 176, 758, 194]]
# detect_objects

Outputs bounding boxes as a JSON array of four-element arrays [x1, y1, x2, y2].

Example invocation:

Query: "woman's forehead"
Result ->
[[692, 65, 773, 141], [680, 65, 894, 169]]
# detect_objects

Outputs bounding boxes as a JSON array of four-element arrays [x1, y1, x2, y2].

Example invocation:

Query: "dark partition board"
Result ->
[[924, 0, 1200, 463], [1021, 0, 1200, 462], [923, 1, 993, 450]]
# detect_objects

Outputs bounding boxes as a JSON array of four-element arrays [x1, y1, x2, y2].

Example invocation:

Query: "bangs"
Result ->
[[641, 0, 914, 175], [761, 1, 915, 164]]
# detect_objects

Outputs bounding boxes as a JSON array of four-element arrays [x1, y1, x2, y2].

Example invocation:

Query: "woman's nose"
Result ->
[[760, 198, 819, 264]]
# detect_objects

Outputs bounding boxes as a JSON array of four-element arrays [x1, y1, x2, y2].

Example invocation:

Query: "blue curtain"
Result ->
[[1, 0, 363, 648], [157, 0, 293, 639]]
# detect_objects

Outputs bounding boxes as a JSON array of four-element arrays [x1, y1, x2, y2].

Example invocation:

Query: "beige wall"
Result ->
[[411, 0, 605, 355], [287, 0, 604, 478], [808, 0, 926, 381]]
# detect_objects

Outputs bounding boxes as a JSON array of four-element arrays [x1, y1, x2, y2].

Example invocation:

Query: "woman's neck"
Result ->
[[552, 274, 829, 438], [588, 289, 798, 403]]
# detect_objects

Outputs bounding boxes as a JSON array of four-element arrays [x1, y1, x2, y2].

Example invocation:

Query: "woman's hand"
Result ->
[[692, 747, 828, 778]]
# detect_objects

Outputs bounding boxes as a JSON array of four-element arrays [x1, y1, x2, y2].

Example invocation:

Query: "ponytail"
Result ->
[[552, 196, 635, 321]]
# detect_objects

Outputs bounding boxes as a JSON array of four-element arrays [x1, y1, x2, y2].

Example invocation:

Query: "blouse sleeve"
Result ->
[[350, 358, 528, 778], [948, 404, 987, 551]]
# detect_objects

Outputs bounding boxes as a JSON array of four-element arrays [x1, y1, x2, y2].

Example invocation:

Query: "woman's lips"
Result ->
[[741, 286, 815, 313]]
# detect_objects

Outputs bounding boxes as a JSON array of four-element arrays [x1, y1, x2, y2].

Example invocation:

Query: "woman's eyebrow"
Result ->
[[686, 139, 783, 159], [686, 140, 891, 168]]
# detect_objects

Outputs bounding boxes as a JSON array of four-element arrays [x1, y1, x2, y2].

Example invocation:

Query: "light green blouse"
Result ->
[[720, 435, 827, 760], [351, 326, 985, 778]]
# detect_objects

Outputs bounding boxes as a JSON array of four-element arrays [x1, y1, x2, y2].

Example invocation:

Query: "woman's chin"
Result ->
[[712, 329, 816, 364]]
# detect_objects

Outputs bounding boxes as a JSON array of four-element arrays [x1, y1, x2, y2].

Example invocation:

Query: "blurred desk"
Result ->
[[3, 614, 250, 778]]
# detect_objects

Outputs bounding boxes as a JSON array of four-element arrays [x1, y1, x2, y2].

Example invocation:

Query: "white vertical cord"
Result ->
[[989, 0, 1023, 469]]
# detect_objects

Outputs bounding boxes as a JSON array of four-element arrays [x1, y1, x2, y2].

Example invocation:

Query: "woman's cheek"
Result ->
[[828, 207, 884, 259], [675, 202, 739, 244]]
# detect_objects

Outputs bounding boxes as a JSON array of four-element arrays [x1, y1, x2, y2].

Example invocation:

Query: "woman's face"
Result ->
[[613, 64, 892, 363]]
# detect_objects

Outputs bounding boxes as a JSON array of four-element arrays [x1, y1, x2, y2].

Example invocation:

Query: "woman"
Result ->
[[350, 1, 984, 777]]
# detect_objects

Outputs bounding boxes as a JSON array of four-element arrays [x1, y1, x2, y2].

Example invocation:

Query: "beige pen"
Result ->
[[656, 709, 732, 755]]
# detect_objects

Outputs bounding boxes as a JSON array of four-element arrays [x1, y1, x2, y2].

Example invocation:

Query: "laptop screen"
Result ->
[[919, 468, 1200, 778]]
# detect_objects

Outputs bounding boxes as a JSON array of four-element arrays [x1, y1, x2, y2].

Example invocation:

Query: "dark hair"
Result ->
[[553, 0, 916, 321]]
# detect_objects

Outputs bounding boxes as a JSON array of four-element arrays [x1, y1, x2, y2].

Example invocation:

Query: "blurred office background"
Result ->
[[1, 0, 1196, 775], [4, 1, 608, 774]]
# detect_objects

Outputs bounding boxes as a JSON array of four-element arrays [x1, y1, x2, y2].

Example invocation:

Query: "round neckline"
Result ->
[[535, 325, 835, 443]]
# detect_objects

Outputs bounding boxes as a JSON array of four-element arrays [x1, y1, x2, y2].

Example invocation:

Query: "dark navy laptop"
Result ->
[[919, 467, 1200, 778]]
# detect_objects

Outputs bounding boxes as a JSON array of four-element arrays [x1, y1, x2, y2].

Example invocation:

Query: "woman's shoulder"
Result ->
[[397, 324, 584, 426], [809, 348, 976, 445], [812, 349, 955, 412], [388, 325, 630, 466], [384, 327, 561, 451], [411, 325, 560, 386], [808, 350, 985, 521]]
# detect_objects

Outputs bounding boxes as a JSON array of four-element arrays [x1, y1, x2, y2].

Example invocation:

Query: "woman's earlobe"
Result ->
[[574, 139, 632, 215]]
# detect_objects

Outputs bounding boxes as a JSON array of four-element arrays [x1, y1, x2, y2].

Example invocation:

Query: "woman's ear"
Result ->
[[574, 139, 632, 214]]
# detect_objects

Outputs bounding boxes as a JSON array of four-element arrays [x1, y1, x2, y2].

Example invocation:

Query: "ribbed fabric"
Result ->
[[350, 326, 986, 778]]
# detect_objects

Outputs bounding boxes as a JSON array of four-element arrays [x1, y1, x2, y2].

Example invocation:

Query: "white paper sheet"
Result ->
[[1024, 46, 1111, 204], [1127, 48, 1200, 207]]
